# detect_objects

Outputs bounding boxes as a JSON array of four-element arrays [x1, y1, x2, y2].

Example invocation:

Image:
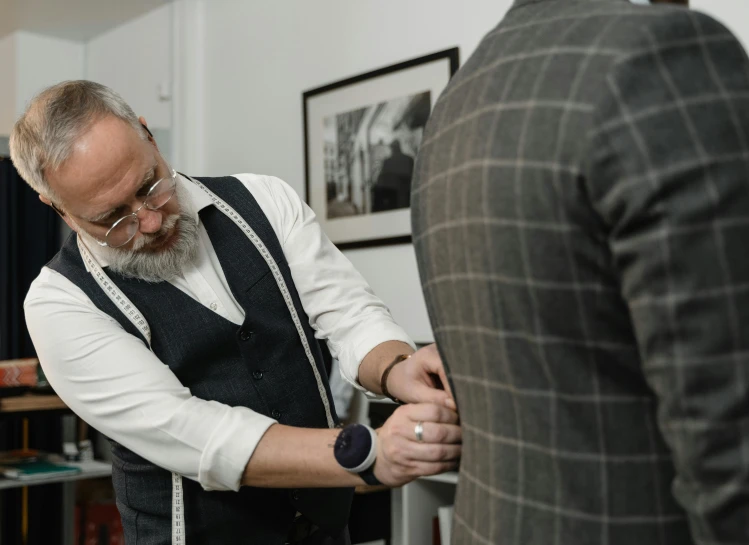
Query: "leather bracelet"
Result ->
[[380, 354, 411, 404]]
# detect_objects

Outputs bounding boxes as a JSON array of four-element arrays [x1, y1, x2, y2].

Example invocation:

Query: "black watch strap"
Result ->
[[358, 464, 382, 486]]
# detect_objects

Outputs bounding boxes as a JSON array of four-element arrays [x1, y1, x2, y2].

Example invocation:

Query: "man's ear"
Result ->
[[139, 116, 160, 151], [41, 195, 78, 233]]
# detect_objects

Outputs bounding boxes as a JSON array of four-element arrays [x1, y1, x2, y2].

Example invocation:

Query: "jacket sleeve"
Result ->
[[585, 9, 749, 543]]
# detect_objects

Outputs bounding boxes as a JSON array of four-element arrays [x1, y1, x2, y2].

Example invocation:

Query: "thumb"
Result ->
[[412, 383, 456, 410]]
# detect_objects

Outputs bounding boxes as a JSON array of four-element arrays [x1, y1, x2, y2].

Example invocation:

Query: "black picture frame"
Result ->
[[303, 47, 459, 250]]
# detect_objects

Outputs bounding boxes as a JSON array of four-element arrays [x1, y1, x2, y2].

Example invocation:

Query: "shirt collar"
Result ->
[[179, 172, 213, 220]]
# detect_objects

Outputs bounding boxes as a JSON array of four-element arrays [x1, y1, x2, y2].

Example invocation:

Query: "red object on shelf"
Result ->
[[80, 502, 124, 545], [0, 359, 38, 388], [433, 515, 442, 545]]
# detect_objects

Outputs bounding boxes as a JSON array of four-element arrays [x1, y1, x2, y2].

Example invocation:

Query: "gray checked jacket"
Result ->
[[412, 0, 749, 543]]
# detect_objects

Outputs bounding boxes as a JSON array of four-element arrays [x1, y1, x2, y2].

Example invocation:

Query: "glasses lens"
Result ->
[[105, 215, 140, 248], [145, 172, 177, 210]]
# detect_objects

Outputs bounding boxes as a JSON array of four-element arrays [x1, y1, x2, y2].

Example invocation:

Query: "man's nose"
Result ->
[[137, 207, 163, 234]]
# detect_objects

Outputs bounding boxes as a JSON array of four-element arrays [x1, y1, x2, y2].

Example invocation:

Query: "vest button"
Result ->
[[272, 409, 282, 419], [252, 370, 264, 380], [238, 330, 252, 342], [291, 489, 300, 501]]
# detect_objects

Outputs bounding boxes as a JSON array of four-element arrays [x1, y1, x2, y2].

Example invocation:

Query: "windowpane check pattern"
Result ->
[[412, 1, 749, 544]]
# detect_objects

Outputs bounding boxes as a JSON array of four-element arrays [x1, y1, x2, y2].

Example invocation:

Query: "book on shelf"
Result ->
[[0, 358, 40, 388], [0, 451, 81, 481]]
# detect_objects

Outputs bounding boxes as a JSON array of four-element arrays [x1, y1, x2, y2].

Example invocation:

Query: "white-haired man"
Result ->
[[11, 80, 460, 545]]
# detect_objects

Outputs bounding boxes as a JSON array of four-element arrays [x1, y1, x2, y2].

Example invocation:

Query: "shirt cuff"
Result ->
[[338, 324, 416, 397], [197, 404, 277, 491]]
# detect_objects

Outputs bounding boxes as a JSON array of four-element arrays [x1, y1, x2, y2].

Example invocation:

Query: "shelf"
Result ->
[[419, 471, 458, 485], [0, 394, 68, 413], [0, 460, 112, 490]]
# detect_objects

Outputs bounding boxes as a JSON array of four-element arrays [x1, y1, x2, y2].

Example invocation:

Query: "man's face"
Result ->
[[45, 115, 199, 282], [46, 115, 181, 252]]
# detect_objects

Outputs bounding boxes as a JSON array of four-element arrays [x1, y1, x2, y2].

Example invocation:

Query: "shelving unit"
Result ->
[[0, 393, 68, 413], [391, 474, 457, 545], [0, 393, 112, 545]]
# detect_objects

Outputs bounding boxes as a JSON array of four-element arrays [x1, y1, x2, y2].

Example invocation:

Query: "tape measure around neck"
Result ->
[[77, 237, 186, 545], [76, 177, 336, 545], [189, 176, 335, 428]]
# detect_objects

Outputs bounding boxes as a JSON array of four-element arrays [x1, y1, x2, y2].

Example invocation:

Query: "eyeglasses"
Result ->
[[98, 168, 178, 248]]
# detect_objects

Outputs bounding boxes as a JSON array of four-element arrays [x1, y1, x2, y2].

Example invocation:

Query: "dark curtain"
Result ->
[[0, 156, 63, 545]]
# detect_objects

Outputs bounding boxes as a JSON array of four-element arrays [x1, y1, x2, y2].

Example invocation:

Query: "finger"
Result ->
[[405, 403, 460, 425], [405, 443, 462, 463], [415, 422, 462, 445], [436, 367, 457, 410], [407, 460, 460, 478], [409, 383, 453, 408], [418, 345, 444, 375]]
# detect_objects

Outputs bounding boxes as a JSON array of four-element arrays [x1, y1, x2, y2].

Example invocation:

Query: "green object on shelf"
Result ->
[[0, 460, 81, 481]]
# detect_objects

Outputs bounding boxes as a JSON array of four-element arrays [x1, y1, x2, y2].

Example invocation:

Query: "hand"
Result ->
[[385, 344, 456, 410], [374, 403, 461, 487]]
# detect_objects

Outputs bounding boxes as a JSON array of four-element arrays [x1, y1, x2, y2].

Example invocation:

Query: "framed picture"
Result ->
[[303, 47, 459, 250]]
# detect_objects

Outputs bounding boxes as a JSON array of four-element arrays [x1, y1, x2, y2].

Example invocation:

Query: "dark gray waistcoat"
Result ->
[[47, 176, 353, 545]]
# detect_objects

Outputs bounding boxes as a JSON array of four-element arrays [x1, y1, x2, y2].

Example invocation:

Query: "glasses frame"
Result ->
[[98, 167, 178, 249]]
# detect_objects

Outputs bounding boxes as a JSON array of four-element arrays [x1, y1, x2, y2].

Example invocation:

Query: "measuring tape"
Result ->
[[76, 176, 336, 544], [189, 177, 336, 428], [78, 236, 187, 545]]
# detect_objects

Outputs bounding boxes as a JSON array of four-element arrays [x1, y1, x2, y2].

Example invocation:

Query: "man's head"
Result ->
[[10, 80, 198, 282]]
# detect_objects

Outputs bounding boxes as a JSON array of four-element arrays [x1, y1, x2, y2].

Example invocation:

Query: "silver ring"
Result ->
[[414, 421, 424, 442]]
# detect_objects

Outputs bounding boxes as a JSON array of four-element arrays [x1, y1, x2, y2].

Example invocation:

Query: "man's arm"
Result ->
[[27, 269, 460, 492], [243, 403, 460, 488], [249, 175, 454, 407], [587, 10, 749, 542]]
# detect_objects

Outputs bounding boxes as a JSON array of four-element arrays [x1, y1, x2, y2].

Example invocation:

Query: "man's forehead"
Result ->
[[46, 117, 148, 209]]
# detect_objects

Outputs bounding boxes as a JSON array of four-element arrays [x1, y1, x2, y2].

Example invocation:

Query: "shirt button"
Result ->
[[291, 489, 300, 501], [271, 409, 282, 419], [209, 302, 218, 311], [239, 330, 252, 341], [252, 370, 264, 380]]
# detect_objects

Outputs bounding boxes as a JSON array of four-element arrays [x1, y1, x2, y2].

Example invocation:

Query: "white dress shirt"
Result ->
[[25, 173, 413, 492]]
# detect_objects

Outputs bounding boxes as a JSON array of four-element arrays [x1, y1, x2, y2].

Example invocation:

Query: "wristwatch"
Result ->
[[333, 424, 381, 485]]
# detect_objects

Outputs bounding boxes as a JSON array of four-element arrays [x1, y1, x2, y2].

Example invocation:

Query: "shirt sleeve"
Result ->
[[25, 267, 277, 492], [233, 173, 415, 393]]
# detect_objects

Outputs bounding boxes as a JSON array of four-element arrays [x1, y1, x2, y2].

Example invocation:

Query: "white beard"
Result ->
[[77, 185, 200, 283]]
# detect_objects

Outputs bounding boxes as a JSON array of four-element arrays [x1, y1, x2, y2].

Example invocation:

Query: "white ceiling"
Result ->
[[0, 0, 170, 42]]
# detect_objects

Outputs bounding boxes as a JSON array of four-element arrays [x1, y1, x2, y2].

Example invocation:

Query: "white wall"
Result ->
[[691, 0, 749, 51], [199, 0, 513, 341], [0, 32, 84, 136], [0, 34, 17, 136], [15, 32, 85, 116], [86, 4, 172, 129], [175, 0, 749, 341]]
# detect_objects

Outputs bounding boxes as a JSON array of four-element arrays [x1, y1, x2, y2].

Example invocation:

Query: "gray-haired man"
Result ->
[[11, 80, 461, 545]]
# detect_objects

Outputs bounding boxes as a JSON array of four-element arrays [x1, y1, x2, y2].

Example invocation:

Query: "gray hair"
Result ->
[[9, 80, 147, 200]]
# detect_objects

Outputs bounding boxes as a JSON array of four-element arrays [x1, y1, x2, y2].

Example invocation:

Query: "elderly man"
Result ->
[[10, 80, 460, 545]]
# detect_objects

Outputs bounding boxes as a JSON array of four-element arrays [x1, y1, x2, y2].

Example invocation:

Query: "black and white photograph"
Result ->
[[304, 48, 459, 249], [323, 91, 430, 220]]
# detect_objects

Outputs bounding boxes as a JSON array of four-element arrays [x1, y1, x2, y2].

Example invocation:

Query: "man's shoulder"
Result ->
[[192, 173, 290, 200], [24, 265, 90, 311]]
